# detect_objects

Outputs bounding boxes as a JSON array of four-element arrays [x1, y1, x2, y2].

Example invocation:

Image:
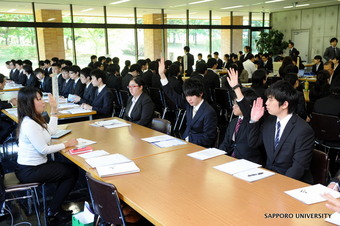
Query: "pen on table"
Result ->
[[248, 172, 264, 177]]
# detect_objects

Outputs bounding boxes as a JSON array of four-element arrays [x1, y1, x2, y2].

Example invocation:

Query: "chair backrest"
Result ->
[[310, 112, 340, 141], [310, 149, 329, 185], [151, 118, 171, 135], [148, 87, 165, 112], [85, 173, 125, 225], [214, 88, 232, 111], [119, 90, 130, 108]]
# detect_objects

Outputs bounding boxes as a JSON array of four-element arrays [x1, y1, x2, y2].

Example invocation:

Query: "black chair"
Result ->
[[85, 173, 126, 226], [148, 87, 166, 117], [111, 88, 122, 117], [214, 88, 233, 120], [310, 112, 340, 152], [310, 149, 330, 185], [118, 90, 130, 118], [151, 118, 171, 135]]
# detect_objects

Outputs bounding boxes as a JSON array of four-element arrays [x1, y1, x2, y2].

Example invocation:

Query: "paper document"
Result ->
[[142, 135, 187, 148], [4, 84, 23, 90], [233, 168, 275, 182], [59, 108, 91, 114], [78, 150, 110, 159], [58, 103, 79, 109], [85, 153, 132, 168], [213, 159, 261, 175], [90, 119, 130, 129], [325, 212, 340, 225], [96, 162, 140, 177], [76, 138, 96, 148], [284, 184, 340, 205], [187, 148, 226, 160], [57, 125, 68, 130], [67, 94, 77, 102]]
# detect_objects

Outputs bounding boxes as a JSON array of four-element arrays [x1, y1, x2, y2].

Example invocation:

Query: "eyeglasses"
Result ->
[[127, 85, 139, 89]]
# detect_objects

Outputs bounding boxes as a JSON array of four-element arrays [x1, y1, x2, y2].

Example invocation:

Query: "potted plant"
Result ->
[[255, 29, 288, 55]]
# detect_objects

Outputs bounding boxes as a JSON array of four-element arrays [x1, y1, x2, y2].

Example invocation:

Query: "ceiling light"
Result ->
[[47, 18, 56, 21], [110, 0, 130, 5], [265, 0, 284, 3], [189, 0, 213, 5], [81, 8, 94, 12], [169, 4, 187, 8], [283, 5, 293, 8], [296, 4, 310, 7], [221, 5, 244, 10], [7, 9, 17, 13]]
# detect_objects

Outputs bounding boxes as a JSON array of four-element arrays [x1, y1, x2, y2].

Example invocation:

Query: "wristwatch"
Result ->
[[232, 84, 242, 90]]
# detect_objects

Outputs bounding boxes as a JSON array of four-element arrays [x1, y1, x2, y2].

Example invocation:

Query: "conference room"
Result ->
[[1, 0, 340, 225]]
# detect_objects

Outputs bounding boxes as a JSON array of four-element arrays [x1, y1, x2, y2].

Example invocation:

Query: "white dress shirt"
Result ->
[[243, 59, 256, 78]]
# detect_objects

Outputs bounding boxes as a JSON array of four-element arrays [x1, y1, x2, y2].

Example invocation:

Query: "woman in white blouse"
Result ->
[[15, 87, 78, 221]]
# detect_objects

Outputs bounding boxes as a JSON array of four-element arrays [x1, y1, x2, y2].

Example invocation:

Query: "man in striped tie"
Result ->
[[247, 79, 314, 184]]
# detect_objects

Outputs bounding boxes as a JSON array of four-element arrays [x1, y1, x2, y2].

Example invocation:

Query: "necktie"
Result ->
[[192, 107, 198, 118], [274, 121, 281, 149], [335, 48, 337, 58], [232, 118, 243, 142]]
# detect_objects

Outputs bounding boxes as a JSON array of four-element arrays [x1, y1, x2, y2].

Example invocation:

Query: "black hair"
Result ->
[[283, 73, 298, 86], [330, 37, 338, 43], [247, 54, 254, 60], [244, 46, 251, 51], [23, 65, 33, 74], [112, 57, 119, 64], [184, 46, 190, 52], [125, 60, 131, 67], [166, 64, 180, 77], [314, 55, 322, 61], [148, 61, 158, 71], [91, 68, 107, 84], [213, 52, 219, 55], [63, 60, 73, 66], [34, 68, 45, 77], [6, 61, 10, 65], [196, 62, 208, 74], [16, 60, 23, 66], [51, 57, 59, 62], [283, 64, 299, 75], [52, 63, 61, 68], [164, 60, 172, 70], [98, 56, 106, 63], [314, 70, 330, 93], [39, 61, 44, 67], [70, 65, 81, 74], [23, 59, 32, 66], [0, 73, 5, 83], [44, 59, 51, 64], [198, 53, 202, 57], [129, 64, 141, 73], [137, 59, 147, 67], [106, 64, 120, 75], [183, 78, 204, 97], [265, 80, 298, 114], [241, 88, 259, 105], [224, 54, 230, 58], [207, 58, 217, 68], [251, 69, 267, 88], [91, 55, 97, 60], [289, 41, 294, 46], [130, 76, 145, 87], [146, 58, 151, 64], [17, 87, 47, 136], [80, 67, 92, 79], [93, 62, 103, 69], [61, 66, 71, 72], [105, 57, 112, 64], [332, 56, 340, 62]]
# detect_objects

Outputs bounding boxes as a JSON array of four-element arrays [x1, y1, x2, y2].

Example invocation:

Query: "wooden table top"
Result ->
[[102, 148, 332, 226], [0, 83, 23, 92]]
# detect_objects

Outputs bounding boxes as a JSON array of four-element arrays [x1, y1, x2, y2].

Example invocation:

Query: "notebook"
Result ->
[[51, 129, 72, 139]]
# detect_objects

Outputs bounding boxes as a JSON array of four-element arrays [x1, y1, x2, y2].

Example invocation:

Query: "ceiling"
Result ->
[[1, 0, 340, 14]]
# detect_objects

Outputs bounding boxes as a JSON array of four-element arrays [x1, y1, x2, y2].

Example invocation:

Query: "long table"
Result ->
[[60, 118, 333, 225]]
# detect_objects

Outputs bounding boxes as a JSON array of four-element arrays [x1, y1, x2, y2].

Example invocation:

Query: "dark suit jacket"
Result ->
[[123, 92, 154, 127], [92, 86, 114, 119], [219, 98, 263, 164], [18, 71, 27, 86], [151, 74, 162, 89], [60, 79, 74, 98], [40, 76, 52, 93], [184, 53, 194, 76], [57, 74, 65, 94], [248, 114, 314, 184], [312, 62, 324, 74], [240, 52, 251, 62], [77, 83, 96, 105], [162, 83, 217, 147], [259, 60, 273, 72], [10, 69, 19, 83], [204, 70, 220, 103], [0, 99, 12, 110], [142, 70, 153, 88], [296, 91, 307, 120], [107, 74, 122, 91], [196, 59, 206, 67], [122, 73, 133, 91], [323, 46, 340, 61], [168, 76, 182, 95], [25, 74, 40, 88], [216, 58, 223, 69], [314, 94, 340, 116], [289, 47, 298, 57], [70, 79, 85, 97]]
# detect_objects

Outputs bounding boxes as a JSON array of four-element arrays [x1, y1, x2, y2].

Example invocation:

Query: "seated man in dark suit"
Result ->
[[69, 65, 85, 98], [74, 67, 96, 105], [122, 64, 141, 91], [259, 53, 273, 73], [106, 64, 122, 91], [219, 71, 263, 164], [51, 63, 65, 93], [142, 61, 158, 88], [313, 77, 340, 116], [205, 58, 220, 103], [35, 68, 52, 93], [312, 55, 324, 74], [248, 79, 314, 184], [59, 66, 74, 98], [23, 65, 39, 88], [81, 69, 113, 119], [159, 58, 217, 148]]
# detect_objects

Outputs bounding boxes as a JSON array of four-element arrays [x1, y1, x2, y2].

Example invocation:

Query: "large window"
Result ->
[[0, 2, 34, 22], [189, 29, 210, 63], [107, 7, 134, 24], [167, 29, 186, 62], [72, 6, 104, 23], [35, 4, 71, 23]]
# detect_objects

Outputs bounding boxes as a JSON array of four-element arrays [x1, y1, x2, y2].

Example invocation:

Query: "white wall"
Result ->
[[271, 4, 340, 62]]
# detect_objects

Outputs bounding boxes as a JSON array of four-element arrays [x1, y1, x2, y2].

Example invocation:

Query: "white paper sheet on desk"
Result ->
[[59, 108, 91, 114], [4, 84, 23, 89], [141, 135, 173, 143], [76, 138, 96, 148], [90, 119, 130, 129], [96, 161, 140, 177], [233, 168, 275, 182], [325, 212, 340, 225], [187, 148, 226, 160], [285, 184, 340, 205], [78, 150, 109, 159], [152, 138, 186, 148], [58, 103, 79, 109], [5, 108, 18, 117], [213, 159, 261, 175], [85, 153, 132, 168], [57, 125, 68, 130]]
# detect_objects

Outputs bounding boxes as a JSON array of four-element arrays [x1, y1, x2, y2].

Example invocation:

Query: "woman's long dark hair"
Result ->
[[17, 87, 47, 136]]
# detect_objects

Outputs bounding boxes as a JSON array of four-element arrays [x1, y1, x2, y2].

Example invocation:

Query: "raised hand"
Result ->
[[158, 58, 166, 79], [48, 93, 58, 112], [250, 97, 264, 122], [227, 68, 239, 88]]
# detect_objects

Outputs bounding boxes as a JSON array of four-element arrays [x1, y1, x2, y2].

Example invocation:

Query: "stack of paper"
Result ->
[[85, 153, 132, 168], [213, 159, 274, 182], [59, 108, 91, 114], [187, 148, 226, 160], [78, 150, 109, 159], [142, 135, 187, 148], [90, 119, 130, 129], [285, 184, 340, 204], [58, 103, 79, 109], [325, 212, 340, 225], [96, 162, 140, 177], [76, 138, 96, 148]]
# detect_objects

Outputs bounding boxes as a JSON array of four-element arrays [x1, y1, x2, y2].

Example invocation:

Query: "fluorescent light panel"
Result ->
[[283, 5, 293, 8], [296, 4, 310, 7], [7, 9, 17, 13], [81, 8, 94, 12], [221, 5, 243, 10], [265, 0, 284, 3], [189, 0, 213, 5], [110, 0, 130, 5]]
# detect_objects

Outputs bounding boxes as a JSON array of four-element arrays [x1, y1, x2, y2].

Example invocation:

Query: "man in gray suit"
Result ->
[[324, 37, 340, 62]]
